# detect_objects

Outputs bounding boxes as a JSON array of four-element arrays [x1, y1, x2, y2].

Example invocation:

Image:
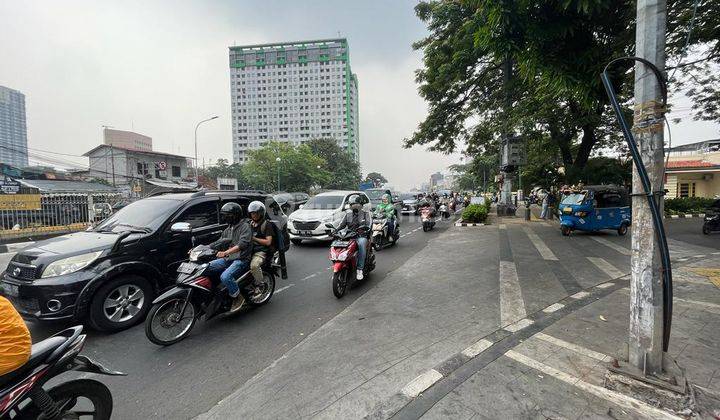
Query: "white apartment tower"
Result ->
[[229, 39, 359, 163]]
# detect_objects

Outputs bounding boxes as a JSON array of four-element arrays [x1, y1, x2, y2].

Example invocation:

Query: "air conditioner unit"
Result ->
[[702, 173, 714, 181]]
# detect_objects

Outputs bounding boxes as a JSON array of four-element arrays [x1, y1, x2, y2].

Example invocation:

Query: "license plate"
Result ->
[[2, 282, 19, 297], [177, 262, 197, 274], [299, 230, 312, 236]]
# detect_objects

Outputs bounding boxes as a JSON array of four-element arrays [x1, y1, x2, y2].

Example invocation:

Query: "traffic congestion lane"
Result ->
[[664, 217, 719, 250], [20, 214, 454, 419]]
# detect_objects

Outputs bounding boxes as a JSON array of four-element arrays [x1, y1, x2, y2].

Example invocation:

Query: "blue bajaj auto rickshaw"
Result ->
[[559, 185, 631, 236]]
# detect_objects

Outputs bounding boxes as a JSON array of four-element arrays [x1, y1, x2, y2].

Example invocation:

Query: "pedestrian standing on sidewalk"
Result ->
[[540, 191, 549, 219]]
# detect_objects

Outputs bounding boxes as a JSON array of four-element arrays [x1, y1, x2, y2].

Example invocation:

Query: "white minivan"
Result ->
[[288, 190, 371, 245]]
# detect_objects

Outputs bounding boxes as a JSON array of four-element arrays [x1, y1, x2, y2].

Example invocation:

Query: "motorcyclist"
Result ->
[[206, 202, 252, 312], [374, 194, 398, 237], [337, 194, 371, 280], [248, 201, 274, 290]]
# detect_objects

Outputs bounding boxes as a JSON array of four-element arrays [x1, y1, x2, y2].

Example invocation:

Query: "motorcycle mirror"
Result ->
[[325, 223, 334, 230]]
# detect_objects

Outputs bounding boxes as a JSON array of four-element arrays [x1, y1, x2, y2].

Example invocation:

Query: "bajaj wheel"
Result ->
[[247, 272, 275, 307], [703, 224, 710, 235], [561, 226, 572, 236], [332, 269, 349, 298], [145, 298, 198, 346], [617, 224, 628, 236]]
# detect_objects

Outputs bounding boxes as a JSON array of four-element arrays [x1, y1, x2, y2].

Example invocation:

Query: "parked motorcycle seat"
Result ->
[[0, 336, 67, 388]]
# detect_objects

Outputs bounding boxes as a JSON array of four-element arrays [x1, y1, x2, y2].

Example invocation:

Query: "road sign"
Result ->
[[0, 178, 20, 194]]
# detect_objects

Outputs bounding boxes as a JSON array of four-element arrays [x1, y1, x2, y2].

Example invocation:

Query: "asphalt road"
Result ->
[[19, 214, 455, 419]]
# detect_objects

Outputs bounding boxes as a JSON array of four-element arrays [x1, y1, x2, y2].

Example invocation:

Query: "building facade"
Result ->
[[228, 39, 359, 163], [664, 139, 720, 198], [84, 144, 192, 195], [103, 128, 153, 152], [0, 86, 29, 168]]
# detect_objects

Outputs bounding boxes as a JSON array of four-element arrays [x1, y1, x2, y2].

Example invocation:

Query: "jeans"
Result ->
[[540, 203, 549, 219], [356, 237, 368, 270], [206, 258, 248, 296], [387, 218, 396, 237]]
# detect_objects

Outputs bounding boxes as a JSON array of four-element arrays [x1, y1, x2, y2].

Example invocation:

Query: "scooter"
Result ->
[[371, 215, 399, 250], [703, 212, 720, 234], [421, 207, 436, 232], [439, 203, 450, 219], [327, 224, 376, 298], [144, 243, 278, 346], [0, 326, 124, 420]]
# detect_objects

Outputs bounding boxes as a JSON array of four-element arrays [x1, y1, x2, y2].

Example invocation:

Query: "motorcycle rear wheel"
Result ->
[[247, 272, 275, 307], [332, 269, 348, 299], [145, 298, 198, 346], [16, 379, 113, 420]]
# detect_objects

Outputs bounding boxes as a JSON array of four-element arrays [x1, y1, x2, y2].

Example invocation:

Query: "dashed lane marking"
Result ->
[[504, 350, 682, 420], [499, 224, 507, 230], [274, 284, 295, 294], [534, 333, 611, 362], [522, 226, 558, 261], [504, 318, 533, 333], [401, 369, 443, 398], [596, 282, 615, 289], [461, 339, 494, 358], [587, 257, 625, 279], [589, 236, 631, 256], [542, 303, 565, 313], [499, 261, 526, 326], [570, 291, 590, 299]]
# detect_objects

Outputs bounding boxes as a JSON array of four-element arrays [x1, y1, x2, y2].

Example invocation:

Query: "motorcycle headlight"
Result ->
[[42, 251, 103, 278]]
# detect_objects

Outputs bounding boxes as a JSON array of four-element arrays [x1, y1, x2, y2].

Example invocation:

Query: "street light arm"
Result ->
[[194, 115, 219, 187]]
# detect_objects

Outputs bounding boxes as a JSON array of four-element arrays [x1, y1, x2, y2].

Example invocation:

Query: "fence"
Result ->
[[0, 193, 123, 241]]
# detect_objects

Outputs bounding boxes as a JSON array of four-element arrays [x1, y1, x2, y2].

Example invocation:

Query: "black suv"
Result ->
[[0, 191, 288, 332]]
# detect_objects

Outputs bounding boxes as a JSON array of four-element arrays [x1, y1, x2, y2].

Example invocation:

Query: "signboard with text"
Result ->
[[0, 194, 42, 211]]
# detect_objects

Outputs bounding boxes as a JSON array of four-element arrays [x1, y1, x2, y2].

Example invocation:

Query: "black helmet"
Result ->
[[220, 202, 243, 224]]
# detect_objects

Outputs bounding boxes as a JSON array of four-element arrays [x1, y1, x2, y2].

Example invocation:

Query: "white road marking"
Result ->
[[693, 254, 706, 258], [596, 282, 615, 289], [534, 333, 611, 362], [299, 273, 318, 282], [712, 252, 720, 255], [522, 227, 558, 261], [504, 318, 534, 332], [499, 224, 507, 230], [589, 236, 631, 256], [401, 369, 443, 398], [674, 298, 720, 310], [505, 350, 682, 420], [542, 303, 565, 313], [461, 339, 494, 358], [676, 258, 689, 262], [587, 257, 625, 279], [274, 284, 295, 294], [499, 261, 526, 326], [570, 291, 590, 299]]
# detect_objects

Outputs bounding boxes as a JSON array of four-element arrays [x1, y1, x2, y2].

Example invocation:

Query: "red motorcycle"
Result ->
[[326, 224, 376, 298]]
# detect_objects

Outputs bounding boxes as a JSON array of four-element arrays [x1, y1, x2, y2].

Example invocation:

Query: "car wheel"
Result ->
[[561, 226, 571, 236], [291, 238, 303, 245], [89, 275, 154, 332]]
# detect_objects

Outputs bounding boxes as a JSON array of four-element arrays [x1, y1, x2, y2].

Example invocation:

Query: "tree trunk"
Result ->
[[573, 124, 598, 170]]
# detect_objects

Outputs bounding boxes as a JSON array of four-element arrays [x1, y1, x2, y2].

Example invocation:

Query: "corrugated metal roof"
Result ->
[[666, 160, 718, 168], [17, 179, 120, 193]]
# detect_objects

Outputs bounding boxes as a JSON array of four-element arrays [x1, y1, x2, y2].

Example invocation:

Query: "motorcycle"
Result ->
[[145, 242, 277, 346], [703, 208, 720, 234], [371, 214, 399, 250], [421, 207, 436, 232], [0, 326, 124, 420], [326, 224, 376, 298], [439, 203, 450, 219]]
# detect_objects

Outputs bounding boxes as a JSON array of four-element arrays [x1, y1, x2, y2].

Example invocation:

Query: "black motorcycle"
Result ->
[[703, 200, 720, 234], [0, 326, 124, 420], [144, 243, 277, 346]]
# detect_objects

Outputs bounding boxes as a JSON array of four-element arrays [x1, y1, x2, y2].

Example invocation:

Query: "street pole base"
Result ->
[[605, 356, 694, 415]]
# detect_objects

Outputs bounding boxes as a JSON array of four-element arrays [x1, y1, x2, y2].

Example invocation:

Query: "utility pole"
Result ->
[[500, 58, 513, 207], [628, 0, 667, 375], [110, 144, 116, 187]]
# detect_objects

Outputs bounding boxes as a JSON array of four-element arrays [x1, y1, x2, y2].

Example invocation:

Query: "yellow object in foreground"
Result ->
[[688, 268, 720, 288], [0, 296, 31, 375]]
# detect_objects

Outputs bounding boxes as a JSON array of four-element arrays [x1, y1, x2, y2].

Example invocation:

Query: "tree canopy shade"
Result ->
[[306, 138, 362, 190], [364, 172, 388, 185], [243, 141, 329, 193], [407, 0, 720, 178]]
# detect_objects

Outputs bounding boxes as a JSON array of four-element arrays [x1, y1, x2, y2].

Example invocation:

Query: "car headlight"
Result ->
[[42, 251, 103, 278], [287, 219, 294, 229], [322, 215, 334, 223]]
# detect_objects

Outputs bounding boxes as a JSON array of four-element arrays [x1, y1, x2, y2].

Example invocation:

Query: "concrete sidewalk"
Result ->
[[196, 223, 720, 419]]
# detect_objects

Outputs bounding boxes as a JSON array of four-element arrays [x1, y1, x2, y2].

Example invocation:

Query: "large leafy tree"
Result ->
[[244, 142, 329, 192], [202, 159, 248, 188], [407, 0, 719, 178], [364, 172, 388, 185], [306, 138, 362, 189]]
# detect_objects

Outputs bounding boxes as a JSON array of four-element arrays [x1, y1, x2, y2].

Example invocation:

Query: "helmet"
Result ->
[[248, 200, 266, 218], [220, 202, 243, 224], [382, 194, 391, 203], [347, 194, 362, 212]]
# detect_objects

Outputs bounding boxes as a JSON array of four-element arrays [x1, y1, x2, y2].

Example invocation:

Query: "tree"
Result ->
[[243, 142, 329, 192], [449, 155, 498, 192], [201, 159, 248, 188], [407, 0, 719, 176], [364, 172, 388, 186], [306, 138, 362, 189]]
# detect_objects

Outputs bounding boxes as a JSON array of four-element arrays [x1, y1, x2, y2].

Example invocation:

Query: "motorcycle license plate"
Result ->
[[332, 240, 350, 248], [177, 262, 197, 274]]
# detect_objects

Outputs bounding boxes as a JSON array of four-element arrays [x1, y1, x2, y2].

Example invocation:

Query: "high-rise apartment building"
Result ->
[[229, 39, 359, 163], [0, 86, 29, 168]]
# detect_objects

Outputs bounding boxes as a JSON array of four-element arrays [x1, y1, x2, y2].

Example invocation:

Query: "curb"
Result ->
[[454, 222, 488, 227], [668, 213, 704, 219]]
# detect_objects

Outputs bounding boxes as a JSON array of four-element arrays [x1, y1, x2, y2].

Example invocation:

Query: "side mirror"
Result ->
[[325, 223, 334, 230], [298, 204, 304, 209], [344, 204, 350, 210], [170, 222, 192, 233]]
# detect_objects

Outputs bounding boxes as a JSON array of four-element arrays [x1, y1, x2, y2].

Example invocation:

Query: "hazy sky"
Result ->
[[1, 1, 718, 190]]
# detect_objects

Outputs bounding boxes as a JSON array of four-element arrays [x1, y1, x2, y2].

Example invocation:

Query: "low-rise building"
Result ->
[[103, 128, 153, 152], [664, 139, 720, 198]]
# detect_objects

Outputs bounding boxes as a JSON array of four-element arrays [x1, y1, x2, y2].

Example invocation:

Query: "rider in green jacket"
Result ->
[[374, 194, 397, 236]]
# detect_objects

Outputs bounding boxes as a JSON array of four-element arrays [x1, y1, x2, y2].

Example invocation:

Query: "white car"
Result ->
[[288, 191, 371, 244]]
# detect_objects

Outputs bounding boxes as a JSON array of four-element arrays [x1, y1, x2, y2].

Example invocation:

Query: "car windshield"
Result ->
[[561, 193, 586, 205], [366, 190, 385, 200], [400, 193, 416, 200], [303, 195, 344, 210], [94, 198, 182, 232]]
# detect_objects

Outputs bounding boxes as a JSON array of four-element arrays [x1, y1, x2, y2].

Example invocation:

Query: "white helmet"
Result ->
[[248, 200, 266, 217]]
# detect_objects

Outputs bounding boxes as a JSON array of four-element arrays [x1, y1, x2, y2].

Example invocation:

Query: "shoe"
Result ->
[[356, 271, 364, 280], [229, 295, 245, 313]]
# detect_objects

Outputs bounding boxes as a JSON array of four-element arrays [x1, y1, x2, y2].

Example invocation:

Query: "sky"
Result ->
[[1, 1, 718, 191]]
